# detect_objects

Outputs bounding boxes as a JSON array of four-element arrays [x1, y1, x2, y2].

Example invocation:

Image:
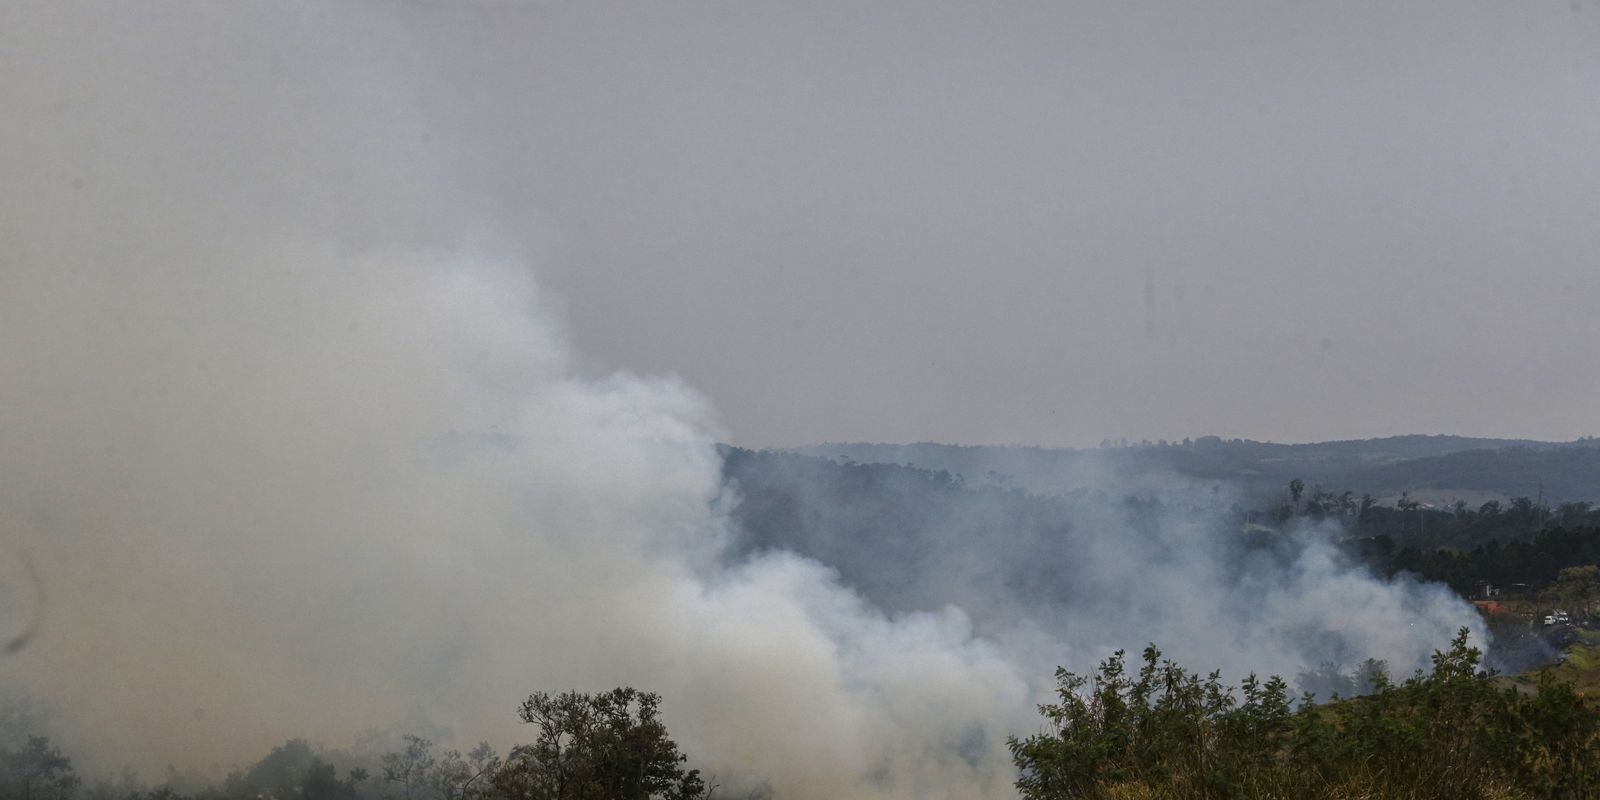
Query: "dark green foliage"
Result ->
[[217, 739, 363, 800], [492, 689, 704, 800], [0, 736, 81, 800], [1010, 629, 1600, 799], [1353, 526, 1600, 595], [1349, 499, 1600, 553], [300, 761, 363, 800], [1009, 647, 1294, 799], [4, 689, 706, 800], [788, 438, 1600, 504], [221, 738, 317, 798]]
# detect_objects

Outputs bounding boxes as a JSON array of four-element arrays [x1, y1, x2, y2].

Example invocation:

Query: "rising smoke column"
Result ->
[[0, 245, 1045, 796], [0, 4, 1483, 799], [0, 8, 1036, 795]]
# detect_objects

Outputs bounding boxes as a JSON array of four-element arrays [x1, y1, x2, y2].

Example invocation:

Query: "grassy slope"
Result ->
[[1514, 628, 1600, 697]]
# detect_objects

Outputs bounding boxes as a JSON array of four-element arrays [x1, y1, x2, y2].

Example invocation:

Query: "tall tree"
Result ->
[[493, 689, 704, 800], [0, 736, 80, 800]]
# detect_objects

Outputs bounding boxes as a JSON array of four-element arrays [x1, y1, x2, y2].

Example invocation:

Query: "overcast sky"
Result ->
[[6, 1, 1600, 448]]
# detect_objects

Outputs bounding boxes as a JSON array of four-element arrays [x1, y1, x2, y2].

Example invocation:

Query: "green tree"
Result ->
[[219, 739, 364, 800], [492, 688, 704, 800], [1011, 629, 1600, 800], [0, 736, 80, 800], [302, 760, 363, 800], [1548, 565, 1600, 620]]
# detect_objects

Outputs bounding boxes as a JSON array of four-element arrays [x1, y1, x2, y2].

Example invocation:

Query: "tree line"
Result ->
[[2, 689, 710, 800], [12, 637, 1600, 800], [1348, 526, 1600, 598]]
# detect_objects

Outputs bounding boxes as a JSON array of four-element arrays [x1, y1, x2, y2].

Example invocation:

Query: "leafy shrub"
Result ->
[[1010, 628, 1600, 800]]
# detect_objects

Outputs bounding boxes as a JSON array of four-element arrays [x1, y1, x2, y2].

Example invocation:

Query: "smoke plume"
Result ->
[[0, 4, 1482, 798]]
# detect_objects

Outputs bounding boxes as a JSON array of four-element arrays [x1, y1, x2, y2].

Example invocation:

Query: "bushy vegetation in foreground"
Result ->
[[14, 630, 1600, 800], [2, 689, 709, 800], [1010, 628, 1600, 800]]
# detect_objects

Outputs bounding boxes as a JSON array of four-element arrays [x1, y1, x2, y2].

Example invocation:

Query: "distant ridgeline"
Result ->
[[719, 445, 1307, 630], [786, 435, 1600, 506], [727, 441, 1600, 602], [719, 446, 1103, 619]]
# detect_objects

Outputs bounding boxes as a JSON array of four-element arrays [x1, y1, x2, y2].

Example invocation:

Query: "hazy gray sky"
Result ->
[[8, 1, 1600, 447]]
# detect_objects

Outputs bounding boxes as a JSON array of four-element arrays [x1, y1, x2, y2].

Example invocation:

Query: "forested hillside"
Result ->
[[724, 446, 1600, 677], [789, 437, 1600, 504]]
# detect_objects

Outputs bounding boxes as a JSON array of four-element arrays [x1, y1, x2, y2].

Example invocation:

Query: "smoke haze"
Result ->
[[1, 4, 1487, 798]]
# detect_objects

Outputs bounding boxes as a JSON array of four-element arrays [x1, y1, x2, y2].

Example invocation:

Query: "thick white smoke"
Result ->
[[0, 236, 1041, 796], [0, 3, 1483, 798]]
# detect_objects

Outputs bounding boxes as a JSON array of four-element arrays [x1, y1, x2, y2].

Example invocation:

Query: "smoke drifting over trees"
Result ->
[[721, 450, 1479, 689], [0, 3, 1493, 798]]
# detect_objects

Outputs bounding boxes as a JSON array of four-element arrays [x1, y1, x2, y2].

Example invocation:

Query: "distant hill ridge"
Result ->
[[784, 436, 1600, 504]]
